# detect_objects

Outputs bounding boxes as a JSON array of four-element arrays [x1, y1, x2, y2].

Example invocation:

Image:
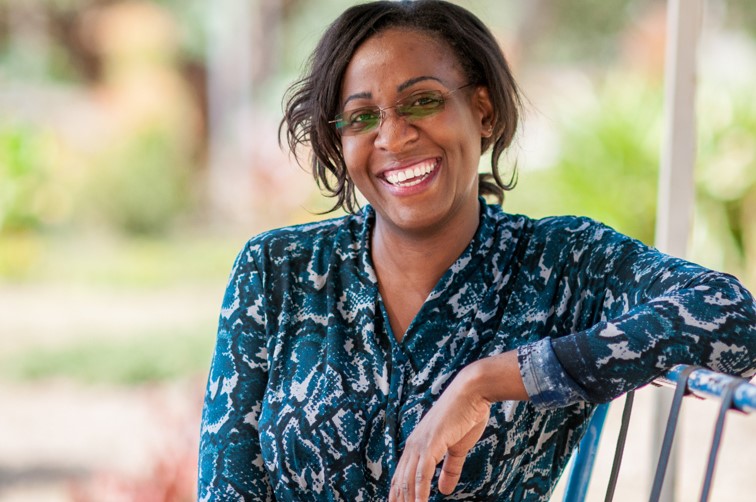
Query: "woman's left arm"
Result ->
[[390, 222, 756, 502], [549, 223, 756, 403]]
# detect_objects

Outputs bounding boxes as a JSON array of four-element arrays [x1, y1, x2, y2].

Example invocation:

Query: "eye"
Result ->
[[410, 92, 444, 108], [398, 90, 446, 119], [347, 108, 380, 125]]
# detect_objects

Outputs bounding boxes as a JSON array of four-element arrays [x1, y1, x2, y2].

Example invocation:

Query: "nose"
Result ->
[[373, 108, 418, 152]]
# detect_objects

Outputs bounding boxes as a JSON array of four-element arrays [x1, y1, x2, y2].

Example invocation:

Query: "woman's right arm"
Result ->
[[198, 243, 274, 501]]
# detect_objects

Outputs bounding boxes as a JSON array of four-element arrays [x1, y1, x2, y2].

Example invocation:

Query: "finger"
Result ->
[[390, 475, 403, 502], [438, 450, 466, 495], [414, 454, 437, 502], [390, 456, 403, 502], [402, 453, 420, 502], [390, 450, 414, 502]]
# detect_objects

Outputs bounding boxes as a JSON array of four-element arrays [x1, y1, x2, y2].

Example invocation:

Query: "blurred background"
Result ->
[[0, 0, 754, 500]]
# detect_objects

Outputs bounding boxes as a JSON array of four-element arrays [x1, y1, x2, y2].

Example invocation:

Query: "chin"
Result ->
[[385, 203, 457, 235]]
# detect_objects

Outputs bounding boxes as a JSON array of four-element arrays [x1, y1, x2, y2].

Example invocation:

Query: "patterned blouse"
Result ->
[[198, 200, 756, 501]]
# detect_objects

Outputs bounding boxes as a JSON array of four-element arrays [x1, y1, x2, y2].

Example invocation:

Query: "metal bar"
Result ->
[[562, 403, 610, 502], [699, 379, 741, 501], [605, 391, 635, 502], [563, 365, 755, 501], [655, 365, 756, 414], [649, 366, 700, 502]]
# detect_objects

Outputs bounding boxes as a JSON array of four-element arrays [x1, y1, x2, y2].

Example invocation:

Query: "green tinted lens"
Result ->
[[398, 91, 446, 119], [333, 89, 453, 135], [339, 108, 381, 134]]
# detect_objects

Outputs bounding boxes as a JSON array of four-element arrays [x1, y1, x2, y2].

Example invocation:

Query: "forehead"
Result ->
[[340, 28, 464, 101]]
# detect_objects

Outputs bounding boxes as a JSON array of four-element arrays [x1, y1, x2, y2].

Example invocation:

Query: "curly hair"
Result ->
[[280, 0, 522, 213]]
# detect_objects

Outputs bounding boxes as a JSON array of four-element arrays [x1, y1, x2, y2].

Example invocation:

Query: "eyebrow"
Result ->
[[342, 76, 445, 108], [397, 75, 443, 92]]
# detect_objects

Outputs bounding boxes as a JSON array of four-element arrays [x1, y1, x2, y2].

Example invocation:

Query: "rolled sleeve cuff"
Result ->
[[517, 337, 591, 410]]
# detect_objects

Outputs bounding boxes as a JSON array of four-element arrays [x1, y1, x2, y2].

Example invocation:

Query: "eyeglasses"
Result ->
[[330, 83, 473, 136]]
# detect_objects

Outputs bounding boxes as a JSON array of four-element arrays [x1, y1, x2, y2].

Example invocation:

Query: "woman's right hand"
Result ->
[[389, 350, 527, 502]]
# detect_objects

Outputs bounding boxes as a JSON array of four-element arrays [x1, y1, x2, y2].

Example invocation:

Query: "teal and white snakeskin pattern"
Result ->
[[199, 201, 755, 501]]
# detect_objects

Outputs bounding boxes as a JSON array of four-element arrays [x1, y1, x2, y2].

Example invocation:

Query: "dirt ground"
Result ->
[[1, 286, 754, 501]]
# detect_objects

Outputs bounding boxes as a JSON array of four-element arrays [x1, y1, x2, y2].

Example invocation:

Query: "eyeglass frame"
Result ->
[[329, 82, 475, 136]]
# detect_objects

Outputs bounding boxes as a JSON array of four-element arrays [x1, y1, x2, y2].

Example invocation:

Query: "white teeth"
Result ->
[[385, 160, 437, 187]]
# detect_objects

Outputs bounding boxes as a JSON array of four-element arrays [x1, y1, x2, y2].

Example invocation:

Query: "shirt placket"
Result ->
[[378, 299, 411, 478]]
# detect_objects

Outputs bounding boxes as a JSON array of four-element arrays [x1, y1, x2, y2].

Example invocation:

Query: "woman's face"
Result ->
[[339, 28, 493, 237]]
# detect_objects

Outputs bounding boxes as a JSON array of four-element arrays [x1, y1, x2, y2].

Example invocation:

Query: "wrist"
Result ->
[[461, 351, 528, 403], [457, 359, 493, 407]]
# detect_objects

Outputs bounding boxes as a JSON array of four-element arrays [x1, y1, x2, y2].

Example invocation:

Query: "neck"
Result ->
[[371, 199, 481, 293]]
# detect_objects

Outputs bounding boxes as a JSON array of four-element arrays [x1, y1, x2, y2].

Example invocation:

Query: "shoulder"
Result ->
[[485, 204, 651, 270], [233, 210, 369, 280], [531, 214, 640, 252], [249, 212, 361, 252], [528, 214, 669, 283], [533, 214, 608, 238], [484, 203, 617, 248], [483, 203, 607, 237]]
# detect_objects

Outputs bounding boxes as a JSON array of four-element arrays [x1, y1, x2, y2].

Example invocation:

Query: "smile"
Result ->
[[383, 159, 438, 187]]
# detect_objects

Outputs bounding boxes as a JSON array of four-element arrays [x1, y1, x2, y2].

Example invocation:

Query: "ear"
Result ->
[[473, 86, 495, 138]]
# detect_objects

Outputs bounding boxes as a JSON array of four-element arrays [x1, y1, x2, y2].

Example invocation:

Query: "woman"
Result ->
[[198, 1, 756, 501]]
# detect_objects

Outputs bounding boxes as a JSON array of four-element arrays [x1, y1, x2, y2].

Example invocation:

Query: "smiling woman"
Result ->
[[280, 0, 520, 216], [198, 1, 756, 501], [335, 27, 496, 340]]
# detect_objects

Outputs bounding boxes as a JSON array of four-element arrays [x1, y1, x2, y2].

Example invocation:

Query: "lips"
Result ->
[[382, 158, 439, 187]]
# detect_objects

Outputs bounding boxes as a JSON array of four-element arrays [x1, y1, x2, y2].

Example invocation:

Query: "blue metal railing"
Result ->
[[562, 365, 756, 502], [562, 403, 611, 501], [658, 365, 756, 414]]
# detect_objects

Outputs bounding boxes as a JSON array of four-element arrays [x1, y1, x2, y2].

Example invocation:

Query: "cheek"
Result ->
[[436, 121, 482, 167], [341, 140, 368, 178]]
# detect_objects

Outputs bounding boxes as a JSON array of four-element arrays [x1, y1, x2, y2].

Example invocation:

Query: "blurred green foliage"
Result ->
[[0, 0, 754, 386], [0, 122, 49, 233], [693, 77, 756, 278], [85, 127, 193, 236], [507, 70, 756, 283], [0, 327, 215, 385], [508, 76, 663, 245], [0, 232, 44, 279], [0, 233, 240, 285]]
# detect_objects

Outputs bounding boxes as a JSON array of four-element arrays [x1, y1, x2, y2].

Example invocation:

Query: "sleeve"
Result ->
[[518, 337, 591, 408], [521, 221, 756, 408], [198, 242, 274, 501]]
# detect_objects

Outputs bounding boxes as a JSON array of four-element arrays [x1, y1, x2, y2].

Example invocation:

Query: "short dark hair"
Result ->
[[280, 0, 521, 213]]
